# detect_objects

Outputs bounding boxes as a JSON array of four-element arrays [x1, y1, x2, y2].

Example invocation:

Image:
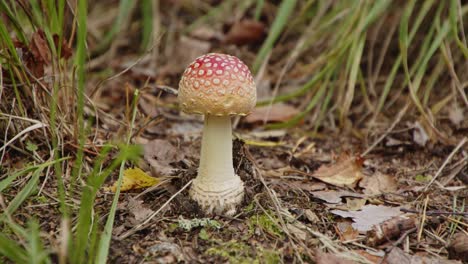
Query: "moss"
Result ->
[[248, 211, 284, 239]]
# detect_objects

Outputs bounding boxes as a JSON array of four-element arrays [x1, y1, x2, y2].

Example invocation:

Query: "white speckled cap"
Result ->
[[178, 53, 257, 116]]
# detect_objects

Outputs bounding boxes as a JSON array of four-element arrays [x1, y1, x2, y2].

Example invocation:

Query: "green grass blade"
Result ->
[[95, 90, 140, 263], [340, 34, 365, 124], [252, 0, 298, 73], [94, 0, 136, 53], [3, 168, 42, 217], [140, 0, 153, 50], [71, 0, 88, 189], [0, 233, 28, 263], [27, 220, 51, 264]]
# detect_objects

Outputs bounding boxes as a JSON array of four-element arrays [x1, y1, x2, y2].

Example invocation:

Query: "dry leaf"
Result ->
[[128, 198, 154, 222], [312, 154, 364, 188], [52, 34, 72, 59], [354, 250, 384, 264], [331, 205, 402, 233], [106, 167, 160, 192], [223, 20, 265, 45], [447, 233, 468, 262], [144, 139, 184, 176], [311, 190, 364, 204], [360, 172, 398, 195], [387, 247, 461, 264], [245, 103, 300, 124], [315, 249, 355, 264], [346, 197, 366, 211], [336, 221, 359, 241], [30, 30, 51, 65]]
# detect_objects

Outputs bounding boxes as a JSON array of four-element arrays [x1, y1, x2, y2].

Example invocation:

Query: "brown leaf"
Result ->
[[336, 221, 359, 241], [447, 233, 468, 262], [354, 250, 383, 264], [387, 247, 462, 264], [360, 172, 398, 195], [311, 190, 364, 204], [223, 20, 265, 45], [53, 34, 72, 59], [331, 205, 402, 233], [346, 197, 366, 211], [315, 249, 355, 264], [128, 198, 154, 222], [143, 139, 184, 176], [312, 154, 364, 188], [245, 103, 300, 124], [30, 30, 51, 65]]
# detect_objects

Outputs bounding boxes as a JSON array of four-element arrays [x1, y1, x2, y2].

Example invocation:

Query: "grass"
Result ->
[[0, 0, 467, 263]]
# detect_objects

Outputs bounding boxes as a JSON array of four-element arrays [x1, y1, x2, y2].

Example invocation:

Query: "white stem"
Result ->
[[197, 115, 236, 187], [190, 114, 244, 215]]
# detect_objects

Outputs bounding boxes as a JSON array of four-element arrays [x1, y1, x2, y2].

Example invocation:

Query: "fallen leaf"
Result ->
[[354, 250, 384, 264], [52, 34, 72, 59], [144, 139, 184, 176], [30, 30, 51, 65], [346, 197, 366, 211], [331, 205, 402, 233], [447, 233, 468, 263], [312, 154, 364, 188], [128, 198, 154, 222], [387, 247, 461, 264], [360, 172, 398, 195], [315, 249, 355, 264], [223, 19, 265, 45], [106, 167, 160, 192], [336, 221, 359, 241], [245, 103, 300, 124], [311, 190, 364, 204]]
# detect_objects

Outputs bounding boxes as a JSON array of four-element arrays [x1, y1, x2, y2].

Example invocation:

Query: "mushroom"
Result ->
[[178, 53, 256, 215]]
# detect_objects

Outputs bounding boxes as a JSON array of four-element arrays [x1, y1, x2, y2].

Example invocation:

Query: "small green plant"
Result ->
[[177, 217, 222, 231], [206, 240, 281, 264], [248, 211, 284, 239], [206, 240, 257, 264]]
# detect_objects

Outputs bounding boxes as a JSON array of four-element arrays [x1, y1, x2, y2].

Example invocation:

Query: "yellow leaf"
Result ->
[[106, 168, 160, 192]]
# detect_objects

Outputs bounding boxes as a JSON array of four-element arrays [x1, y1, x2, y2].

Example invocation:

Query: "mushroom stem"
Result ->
[[190, 114, 244, 215], [199, 115, 235, 179]]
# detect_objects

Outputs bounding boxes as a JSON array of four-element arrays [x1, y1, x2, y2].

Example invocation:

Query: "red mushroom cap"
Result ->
[[178, 53, 256, 116]]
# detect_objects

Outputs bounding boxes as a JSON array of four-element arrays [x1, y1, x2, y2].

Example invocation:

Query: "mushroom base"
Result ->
[[189, 175, 244, 216]]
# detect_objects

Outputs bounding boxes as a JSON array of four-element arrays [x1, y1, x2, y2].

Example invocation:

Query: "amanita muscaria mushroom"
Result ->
[[178, 53, 256, 215]]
